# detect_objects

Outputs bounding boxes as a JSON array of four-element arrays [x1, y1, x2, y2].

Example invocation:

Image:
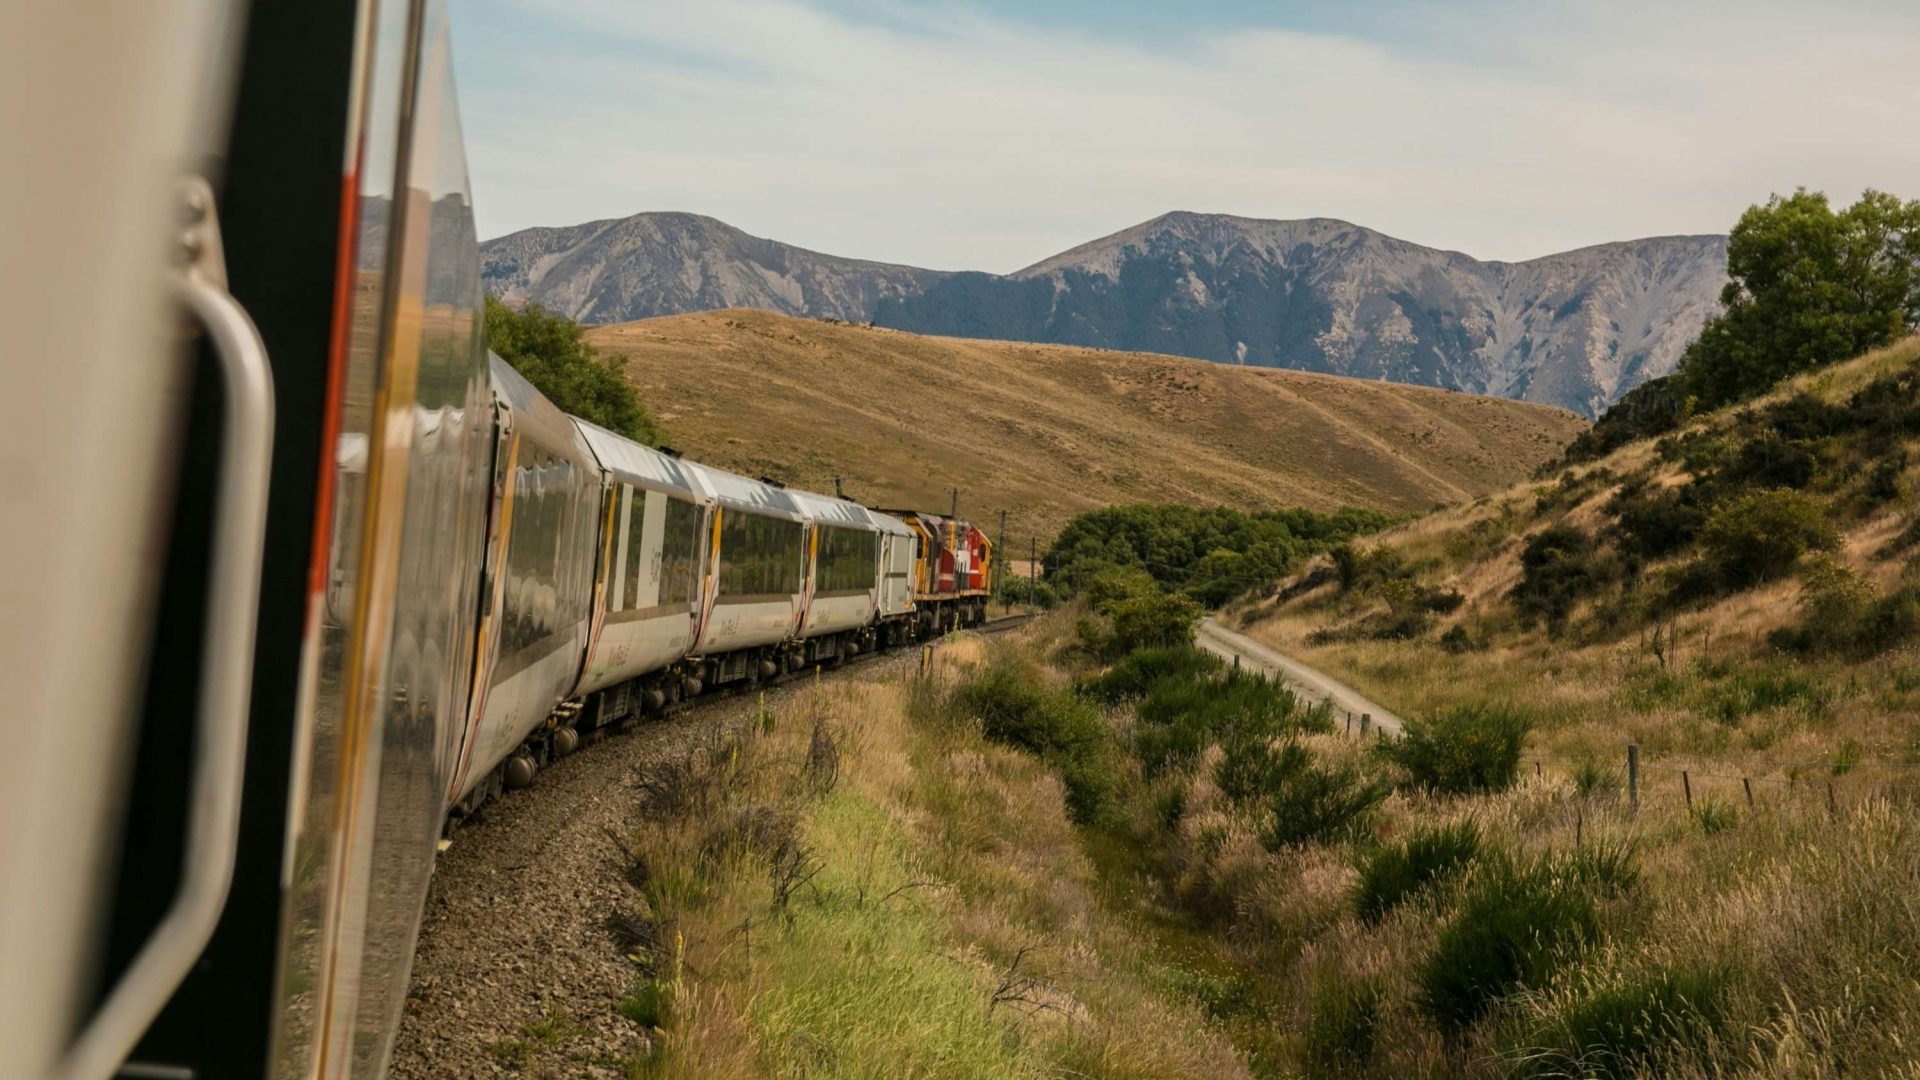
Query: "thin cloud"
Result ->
[[453, 0, 1920, 270]]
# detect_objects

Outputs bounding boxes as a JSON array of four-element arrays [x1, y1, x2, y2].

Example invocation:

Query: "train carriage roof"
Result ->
[[679, 460, 806, 521], [787, 489, 904, 534], [570, 416, 703, 500], [488, 353, 597, 466]]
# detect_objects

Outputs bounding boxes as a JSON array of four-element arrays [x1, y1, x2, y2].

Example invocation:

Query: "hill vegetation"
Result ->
[[486, 296, 662, 445], [1193, 332, 1920, 1074], [587, 309, 1586, 541]]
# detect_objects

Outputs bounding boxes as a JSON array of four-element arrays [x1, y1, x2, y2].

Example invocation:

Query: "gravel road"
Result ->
[[1196, 617, 1405, 737], [387, 652, 913, 1078]]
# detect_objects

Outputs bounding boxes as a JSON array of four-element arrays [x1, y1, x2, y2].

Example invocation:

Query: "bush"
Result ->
[[1559, 376, 1686, 466], [1352, 820, 1482, 924], [1770, 559, 1920, 659], [1255, 745, 1389, 851], [1716, 432, 1816, 489], [1416, 855, 1607, 1037], [953, 659, 1118, 824], [1608, 482, 1710, 559], [1079, 644, 1221, 704], [1083, 567, 1161, 614], [1504, 965, 1729, 1079], [1511, 525, 1612, 631], [1379, 705, 1531, 796], [1106, 590, 1203, 655], [1305, 971, 1385, 1074], [1044, 504, 1392, 602], [1136, 669, 1322, 777], [1700, 663, 1831, 725], [1698, 489, 1839, 589]]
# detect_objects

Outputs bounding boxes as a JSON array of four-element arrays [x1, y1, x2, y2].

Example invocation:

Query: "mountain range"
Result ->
[[480, 211, 1729, 416]]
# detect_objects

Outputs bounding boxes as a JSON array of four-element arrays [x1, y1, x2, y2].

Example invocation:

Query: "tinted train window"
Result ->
[[718, 511, 802, 598], [816, 526, 878, 593], [623, 485, 646, 609], [498, 442, 593, 664], [660, 496, 701, 606]]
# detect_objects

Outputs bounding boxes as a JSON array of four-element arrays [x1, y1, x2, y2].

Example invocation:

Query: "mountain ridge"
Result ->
[[585, 308, 1589, 542], [481, 210, 1728, 416]]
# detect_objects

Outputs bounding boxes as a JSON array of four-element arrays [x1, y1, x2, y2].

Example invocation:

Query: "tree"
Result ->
[[484, 296, 663, 446], [1677, 189, 1920, 409]]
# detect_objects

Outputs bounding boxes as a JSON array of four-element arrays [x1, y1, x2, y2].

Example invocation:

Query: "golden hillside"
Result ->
[[588, 310, 1586, 542]]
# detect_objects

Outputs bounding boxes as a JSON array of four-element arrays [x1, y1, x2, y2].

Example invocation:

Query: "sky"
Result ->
[[448, 0, 1920, 272]]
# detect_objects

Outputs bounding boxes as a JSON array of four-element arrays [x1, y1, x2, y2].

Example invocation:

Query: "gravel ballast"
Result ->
[[387, 654, 912, 1077]]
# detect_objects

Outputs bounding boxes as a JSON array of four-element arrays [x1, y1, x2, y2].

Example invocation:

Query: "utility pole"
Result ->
[[833, 475, 845, 499], [998, 509, 1008, 612], [1029, 537, 1037, 608], [948, 487, 960, 519]]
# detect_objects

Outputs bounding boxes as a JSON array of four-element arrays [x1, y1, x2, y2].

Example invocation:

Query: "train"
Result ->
[[440, 357, 995, 819], [0, 2, 996, 1078]]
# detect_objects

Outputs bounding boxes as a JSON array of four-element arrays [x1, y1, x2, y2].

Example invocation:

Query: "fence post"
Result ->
[[1743, 777, 1754, 809], [1627, 744, 1640, 812], [1233, 654, 1240, 672], [1360, 713, 1371, 737], [1828, 780, 1837, 816], [1535, 760, 1542, 780], [1345, 712, 1353, 736], [1682, 770, 1693, 812]]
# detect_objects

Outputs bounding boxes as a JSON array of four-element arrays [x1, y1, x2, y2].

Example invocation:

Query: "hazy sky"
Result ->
[[450, 0, 1920, 271]]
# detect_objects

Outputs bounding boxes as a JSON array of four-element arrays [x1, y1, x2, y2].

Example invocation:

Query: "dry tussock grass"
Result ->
[[590, 308, 1585, 541], [619, 638, 1252, 1079]]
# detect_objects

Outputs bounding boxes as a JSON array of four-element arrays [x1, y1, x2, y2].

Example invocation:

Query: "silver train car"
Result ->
[[0, 1, 991, 1077]]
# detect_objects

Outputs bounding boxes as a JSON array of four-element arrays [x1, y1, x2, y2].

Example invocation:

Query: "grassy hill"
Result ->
[[587, 310, 1586, 542], [1197, 334, 1920, 1074]]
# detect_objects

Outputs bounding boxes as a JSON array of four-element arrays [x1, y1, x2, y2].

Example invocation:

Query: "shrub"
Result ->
[[953, 659, 1118, 824], [1505, 965, 1729, 1079], [1416, 856, 1605, 1037], [1511, 525, 1612, 631], [1701, 663, 1830, 725], [1559, 375, 1685, 466], [1571, 757, 1621, 800], [1379, 705, 1531, 796], [1080, 644, 1221, 704], [1304, 971, 1385, 1074], [1693, 798, 1738, 834], [1105, 590, 1203, 655], [1352, 820, 1482, 924], [1438, 625, 1481, 654], [1083, 567, 1161, 614], [1256, 746, 1389, 851], [1135, 668, 1323, 777], [1608, 482, 1709, 559], [1698, 489, 1839, 589], [1716, 432, 1817, 489], [1771, 560, 1920, 659]]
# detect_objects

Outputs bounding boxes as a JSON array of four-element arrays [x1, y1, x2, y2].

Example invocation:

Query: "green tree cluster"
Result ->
[[1678, 189, 1920, 409], [484, 296, 663, 446], [1045, 504, 1393, 608]]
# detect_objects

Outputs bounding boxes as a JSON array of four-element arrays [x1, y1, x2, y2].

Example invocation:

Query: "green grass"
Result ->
[[742, 794, 1040, 1078]]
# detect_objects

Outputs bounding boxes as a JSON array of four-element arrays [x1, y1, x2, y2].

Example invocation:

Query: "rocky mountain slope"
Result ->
[[875, 213, 1727, 417], [587, 309, 1587, 541], [480, 211, 945, 323], [484, 211, 1726, 416]]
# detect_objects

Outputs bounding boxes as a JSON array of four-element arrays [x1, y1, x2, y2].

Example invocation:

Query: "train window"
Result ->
[[816, 526, 878, 593], [659, 496, 700, 607], [624, 486, 647, 609], [718, 511, 802, 598]]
